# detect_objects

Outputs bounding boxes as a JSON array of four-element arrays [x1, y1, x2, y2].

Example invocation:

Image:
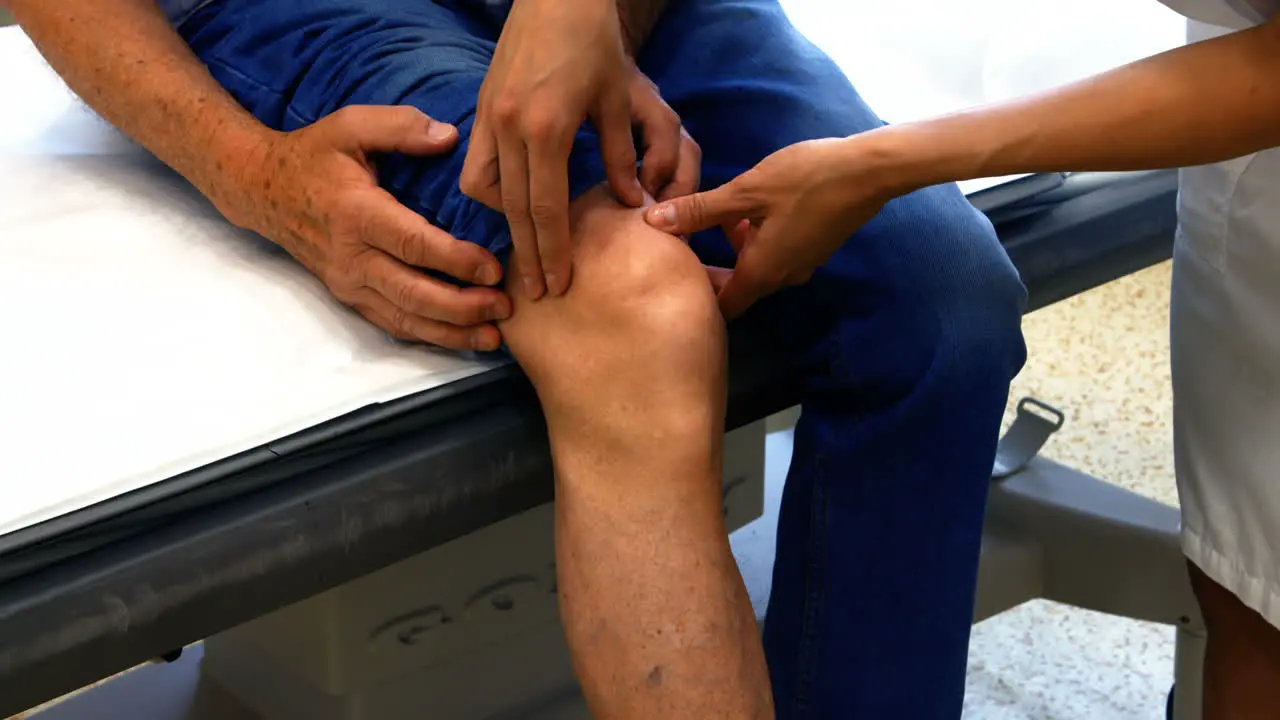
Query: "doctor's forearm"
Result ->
[[8, 0, 275, 217], [866, 17, 1280, 195]]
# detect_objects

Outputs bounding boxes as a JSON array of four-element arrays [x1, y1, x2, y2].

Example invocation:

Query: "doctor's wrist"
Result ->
[[853, 121, 987, 200], [842, 127, 933, 200]]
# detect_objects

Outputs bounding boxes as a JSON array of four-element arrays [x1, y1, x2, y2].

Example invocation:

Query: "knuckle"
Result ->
[[685, 136, 702, 161], [389, 280, 419, 314], [606, 84, 631, 111], [405, 234, 436, 267], [523, 120, 558, 144], [631, 71, 659, 93], [354, 305, 390, 335], [501, 190, 529, 217], [395, 106, 427, 124], [521, 111, 565, 143], [648, 142, 677, 168], [384, 322, 416, 342], [388, 107, 421, 135], [760, 266, 788, 290], [458, 169, 480, 196], [327, 197, 362, 236], [454, 297, 488, 325], [387, 229, 415, 263], [329, 106, 360, 133], [338, 267, 372, 300], [326, 274, 358, 301], [528, 202, 560, 227], [448, 243, 484, 276], [659, 107, 681, 133], [606, 139, 636, 163], [389, 307, 416, 338], [492, 96, 523, 126], [437, 329, 471, 351]]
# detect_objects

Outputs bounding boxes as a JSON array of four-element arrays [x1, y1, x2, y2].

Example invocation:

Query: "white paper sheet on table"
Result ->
[[0, 4, 1187, 539], [0, 30, 508, 538]]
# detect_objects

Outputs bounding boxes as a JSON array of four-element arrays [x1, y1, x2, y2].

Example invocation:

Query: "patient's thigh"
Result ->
[[178, 0, 608, 262], [180, 0, 499, 134]]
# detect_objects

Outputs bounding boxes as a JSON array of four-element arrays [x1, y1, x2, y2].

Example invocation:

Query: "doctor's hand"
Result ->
[[644, 137, 893, 319], [460, 0, 647, 301], [630, 70, 703, 203], [225, 105, 510, 352]]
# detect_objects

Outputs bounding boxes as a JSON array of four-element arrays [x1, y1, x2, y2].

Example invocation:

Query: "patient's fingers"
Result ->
[[326, 105, 459, 157], [357, 191, 504, 287], [352, 288, 503, 351], [361, 251, 511, 327]]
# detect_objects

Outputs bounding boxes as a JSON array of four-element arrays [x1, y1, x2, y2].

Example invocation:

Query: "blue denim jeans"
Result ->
[[180, 1, 1028, 715]]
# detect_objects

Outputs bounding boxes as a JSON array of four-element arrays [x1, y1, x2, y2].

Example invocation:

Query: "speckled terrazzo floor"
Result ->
[[965, 260, 1177, 720]]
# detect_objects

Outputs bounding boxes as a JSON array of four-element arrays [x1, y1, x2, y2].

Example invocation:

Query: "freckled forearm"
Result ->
[[7, 0, 276, 218]]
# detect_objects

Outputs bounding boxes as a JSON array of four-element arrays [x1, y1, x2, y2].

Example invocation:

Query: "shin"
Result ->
[[499, 187, 772, 719]]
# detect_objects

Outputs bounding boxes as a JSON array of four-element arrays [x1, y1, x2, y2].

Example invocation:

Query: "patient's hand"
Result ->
[[228, 106, 511, 351]]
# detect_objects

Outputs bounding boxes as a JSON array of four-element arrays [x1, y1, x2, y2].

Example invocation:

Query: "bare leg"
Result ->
[[499, 187, 772, 719], [1190, 561, 1280, 719]]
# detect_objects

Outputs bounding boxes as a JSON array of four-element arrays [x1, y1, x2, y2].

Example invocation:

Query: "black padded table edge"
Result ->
[[0, 170, 1178, 717]]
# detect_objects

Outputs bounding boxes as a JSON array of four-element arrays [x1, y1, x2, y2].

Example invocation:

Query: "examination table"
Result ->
[[0, 6, 1202, 718]]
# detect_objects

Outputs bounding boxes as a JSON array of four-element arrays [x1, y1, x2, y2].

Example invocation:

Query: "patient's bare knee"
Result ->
[[499, 187, 725, 434]]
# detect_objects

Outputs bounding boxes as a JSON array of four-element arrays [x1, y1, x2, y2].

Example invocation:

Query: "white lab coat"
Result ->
[[1153, 0, 1280, 627]]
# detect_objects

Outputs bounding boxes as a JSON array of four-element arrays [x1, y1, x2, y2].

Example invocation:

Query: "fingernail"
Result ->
[[474, 264, 499, 286], [490, 302, 511, 321], [648, 203, 676, 229], [470, 330, 487, 351], [523, 275, 541, 299], [544, 272, 559, 295], [427, 122, 456, 142]]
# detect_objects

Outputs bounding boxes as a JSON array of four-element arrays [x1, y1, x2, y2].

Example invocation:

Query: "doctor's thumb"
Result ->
[[645, 185, 742, 237]]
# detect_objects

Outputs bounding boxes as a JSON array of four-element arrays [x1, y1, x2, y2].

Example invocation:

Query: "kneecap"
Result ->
[[500, 187, 726, 395]]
